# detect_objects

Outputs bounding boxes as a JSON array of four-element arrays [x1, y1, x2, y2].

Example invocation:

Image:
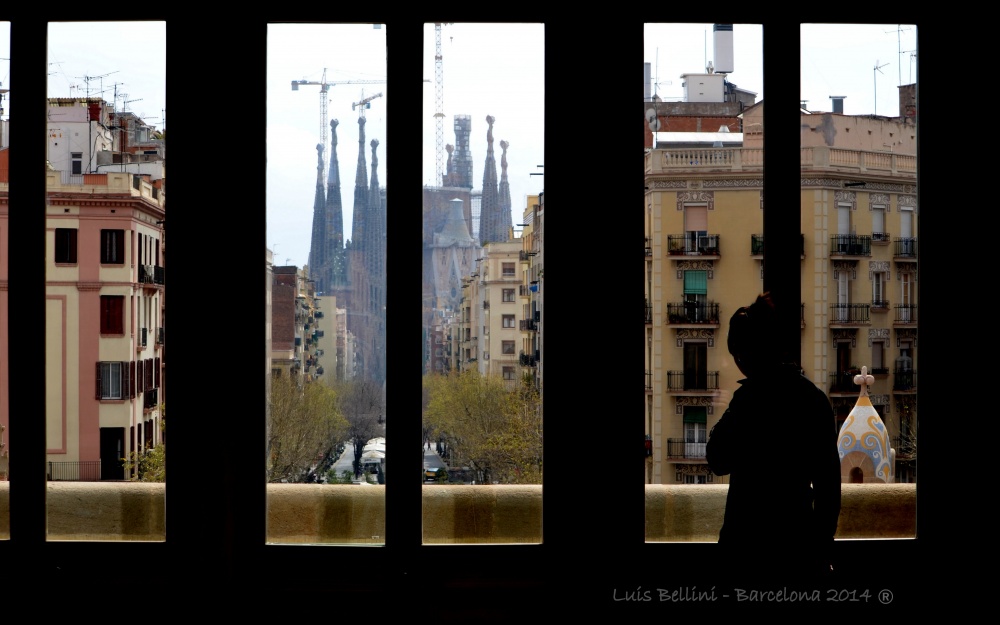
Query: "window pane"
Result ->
[[421, 23, 543, 543], [45, 21, 166, 539], [644, 21, 763, 498], [266, 23, 387, 544], [801, 24, 918, 501]]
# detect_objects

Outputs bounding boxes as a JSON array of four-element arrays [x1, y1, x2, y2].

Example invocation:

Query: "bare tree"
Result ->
[[337, 377, 385, 477]]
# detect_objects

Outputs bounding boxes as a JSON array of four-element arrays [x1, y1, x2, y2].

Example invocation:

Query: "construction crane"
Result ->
[[433, 23, 453, 187], [292, 68, 385, 171], [352, 92, 383, 118]]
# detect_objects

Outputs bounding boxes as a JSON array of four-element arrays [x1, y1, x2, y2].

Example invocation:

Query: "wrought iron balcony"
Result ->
[[156, 327, 165, 345], [645, 370, 652, 391], [666, 370, 719, 392], [893, 237, 917, 258], [519, 351, 537, 367], [893, 370, 916, 392], [830, 303, 870, 324], [666, 438, 706, 459], [47, 461, 102, 481], [830, 234, 871, 256], [645, 303, 652, 324], [519, 319, 537, 331], [871, 299, 890, 312], [666, 234, 720, 256], [666, 302, 720, 325], [894, 304, 916, 324], [872, 231, 891, 244], [830, 371, 862, 393], [644, 237, 652, 257]]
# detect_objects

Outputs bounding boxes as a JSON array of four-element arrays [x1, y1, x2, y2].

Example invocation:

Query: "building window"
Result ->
[[502, 262, 515, 277], [55, 228, 78, 263], [101, 229, 125, 264], [872, 204, 887, 241], [683, 204, 708, 253], [502, 340, 515, 354], [71, 152, 83, 175], [872, 341, 885, 372], [100, 295, 124, 334], [97, 361, 125, 400], [502, 314, 515, 328], [873, 270, 889, 307], [683, 270, 707, 321], [683, 407, 707, 458], [502, 366, 516, 380], [502, 288, 515, 302]]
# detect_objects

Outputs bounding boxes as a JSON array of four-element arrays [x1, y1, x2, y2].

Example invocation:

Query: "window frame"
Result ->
[[100, 228, 125, 264], [502, 288, 515, 302], [99, 294, 125, 335], [501, 314, 515, 328], [54, 227, 77, 264], [4, 16, 934, 606]]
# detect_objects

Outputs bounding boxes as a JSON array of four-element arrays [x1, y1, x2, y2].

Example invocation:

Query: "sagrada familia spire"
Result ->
[[498, 139, 512, 234], [478, 115, 511, 244], [308, 119, 347, 295]]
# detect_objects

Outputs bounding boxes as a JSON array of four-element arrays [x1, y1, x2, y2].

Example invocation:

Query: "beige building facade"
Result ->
[[645, 96, 917, 485]]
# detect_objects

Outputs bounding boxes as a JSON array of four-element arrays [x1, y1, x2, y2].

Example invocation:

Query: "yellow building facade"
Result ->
[[645, 101, 917, 485]]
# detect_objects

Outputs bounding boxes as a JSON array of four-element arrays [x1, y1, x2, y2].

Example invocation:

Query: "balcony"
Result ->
[[519, 284, 530, 296], [519, 319, 537, 331], [893, 237, 917, 259], [830, 370, 863, 394], [830, 234, 872, 257], [666, 302, 720, 325], [644, 302, 652, 325], [894, 304, 917, 325], [893, 369, 917, 392], [871, 300, 890, 312], [519, 351, 537, 367], [46, 461, 102, 481], [750, 233, 804, 257], [666, 234, 720, 257], [644, 237, 652, 257], [645, 370, 652, 391], [872, 231, 891, 244], [156, 327, 165, 345], [666, 438, 707, 460], [139, 327, 148, 348], [666, 371, 719, 392], [830, 303, 870, 325], [138, 264, 165, 288]]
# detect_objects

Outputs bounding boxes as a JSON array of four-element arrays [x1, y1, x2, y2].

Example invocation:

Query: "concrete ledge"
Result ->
[[0, 482, 915, 543]]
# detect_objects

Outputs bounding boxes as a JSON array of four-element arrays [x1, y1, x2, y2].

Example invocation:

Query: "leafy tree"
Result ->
[[123, 405, 166, 482], [267, 374, 347, 483], [423, 370, 541, 484]]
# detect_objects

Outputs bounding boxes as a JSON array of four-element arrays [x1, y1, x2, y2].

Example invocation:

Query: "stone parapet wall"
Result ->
[[0, 482, 915, 543]]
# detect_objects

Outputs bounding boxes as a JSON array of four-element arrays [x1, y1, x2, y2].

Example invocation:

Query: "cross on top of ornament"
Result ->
[[853, 365, 874, 397]]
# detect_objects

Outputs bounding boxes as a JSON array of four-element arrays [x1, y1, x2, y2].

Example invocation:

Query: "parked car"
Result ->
[[424, 467, 448, 483]]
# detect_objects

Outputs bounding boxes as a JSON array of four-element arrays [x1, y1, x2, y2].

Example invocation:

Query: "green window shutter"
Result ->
[[684, 270, 707, 295], [683, 407, 707, 424]]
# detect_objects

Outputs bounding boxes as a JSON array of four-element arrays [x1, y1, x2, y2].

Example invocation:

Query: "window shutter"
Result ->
[[155, 357, 160, 388], [125, 361, 133, 399], [96, 362, 102, 400], [683, 270, 707, 295], [131, 360, 138, 399], [146, 358, 153, 391]]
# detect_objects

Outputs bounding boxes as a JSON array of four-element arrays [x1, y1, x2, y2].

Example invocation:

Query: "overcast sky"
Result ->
[[266, 23, 387, 269], [645, 23, 916, 117], [1, 22, 915, 270]]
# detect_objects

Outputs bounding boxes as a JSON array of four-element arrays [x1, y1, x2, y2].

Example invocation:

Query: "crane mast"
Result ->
[[434, 23, 448, 187], [292, 68, 385, 172]]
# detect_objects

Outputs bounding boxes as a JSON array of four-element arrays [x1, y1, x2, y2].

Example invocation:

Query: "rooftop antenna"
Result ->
[[903, 49, 917, 84], [873, 60, 888, 116], [886, 25, 912, 87]]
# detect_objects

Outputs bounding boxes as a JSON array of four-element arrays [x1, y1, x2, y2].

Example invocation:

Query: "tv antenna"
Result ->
[[873, 60, 888, 116], [886, 25, 912, 87]]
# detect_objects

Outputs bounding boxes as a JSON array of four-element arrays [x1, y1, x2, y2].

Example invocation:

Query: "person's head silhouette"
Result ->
[[727, 292, 781, 378]]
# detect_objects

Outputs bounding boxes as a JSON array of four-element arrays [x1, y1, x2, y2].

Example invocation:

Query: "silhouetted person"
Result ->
[[707, 293, 841, 581]]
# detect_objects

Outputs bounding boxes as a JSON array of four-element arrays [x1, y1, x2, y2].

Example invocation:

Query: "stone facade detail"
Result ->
[[676, 190, 714, 211]]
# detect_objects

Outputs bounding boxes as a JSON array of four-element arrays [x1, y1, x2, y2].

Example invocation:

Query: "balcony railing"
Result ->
[[872, 231, 891, 243], [830, 303, 870, 324], [156, 327, 165, 345], [666, 370, 720, 391], [871, 299, 890, 311], [894, 304, 917, 324], [47, 461, 102, 481], [519, 319, 537, 331], [644, 237, 652, 257], [645, 370, 652, 391], [666, 302, 720, 324], [519, 351, 537, 367], [666, 439, 706, 459], [893, 237, 917, 258], [830, 234, 872, 256], [138, 264, 165, 286], [644, 303, 652, 324], [893, 370, 917, 391], [750, 233, 804, 256], [830, 371, 862, 393], [666, 234, 720, 256]]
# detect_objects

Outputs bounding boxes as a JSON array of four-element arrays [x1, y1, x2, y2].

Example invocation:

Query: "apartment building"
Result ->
[[645, 90, 917, 485]]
